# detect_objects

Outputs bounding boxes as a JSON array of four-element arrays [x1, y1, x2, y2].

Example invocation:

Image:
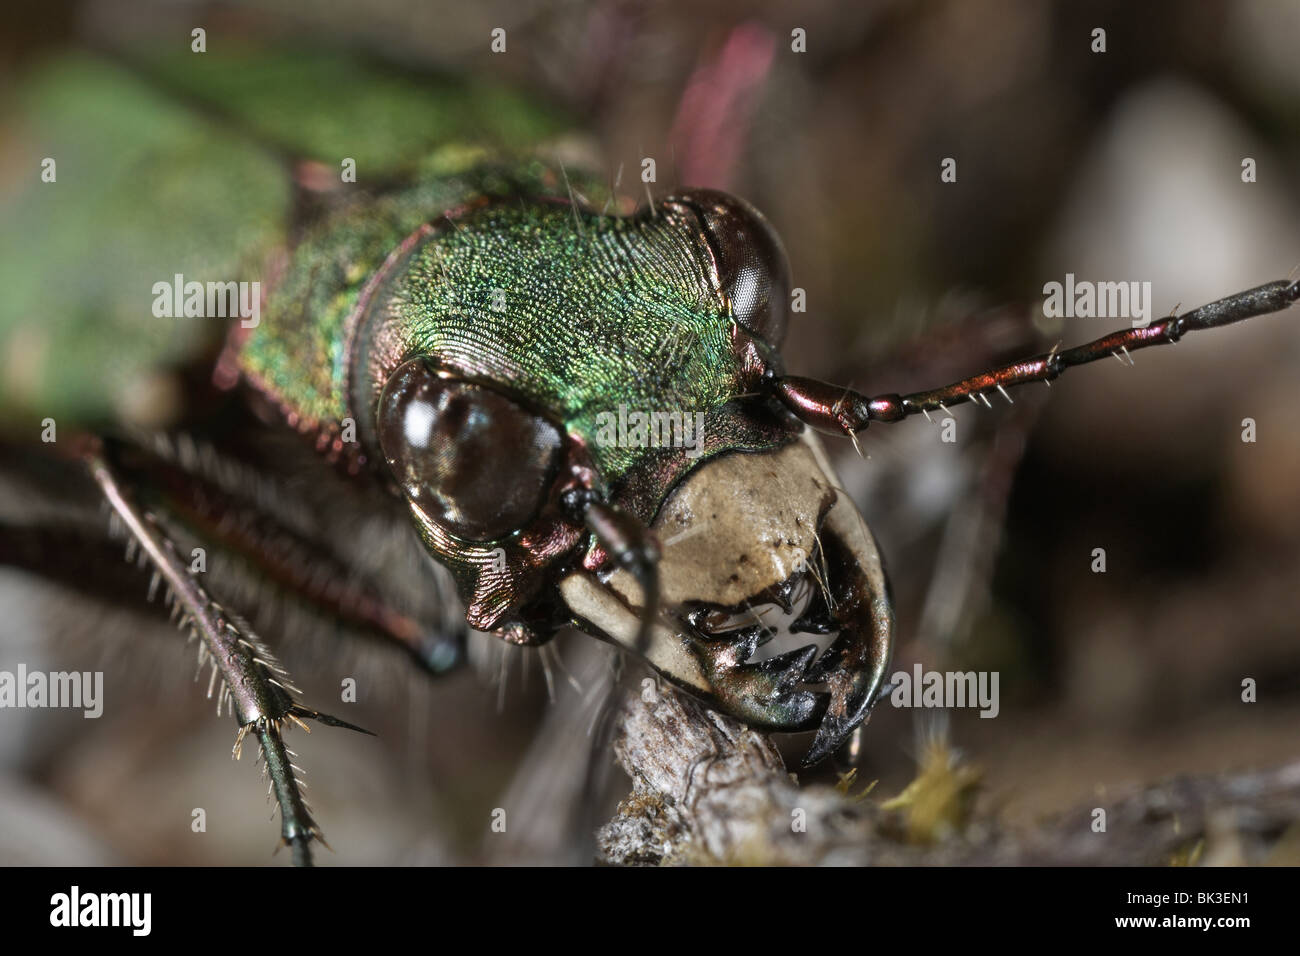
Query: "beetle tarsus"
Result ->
[[256, 716, 324, 866]]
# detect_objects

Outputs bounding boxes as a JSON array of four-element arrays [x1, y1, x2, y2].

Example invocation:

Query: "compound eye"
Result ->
[[688, 190, 792, 346], [378, 359, 562, 542]]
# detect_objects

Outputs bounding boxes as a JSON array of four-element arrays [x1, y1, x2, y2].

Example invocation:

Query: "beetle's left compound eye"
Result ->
[[677, 189, 792, 346], [378, 359, 562, 542]]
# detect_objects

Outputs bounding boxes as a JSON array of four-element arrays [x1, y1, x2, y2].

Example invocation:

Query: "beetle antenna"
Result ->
[[773, 279, 1300, 434]]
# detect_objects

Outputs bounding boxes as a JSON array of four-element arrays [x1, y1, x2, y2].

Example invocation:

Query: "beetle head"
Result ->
[[358, 186, 894, 763]]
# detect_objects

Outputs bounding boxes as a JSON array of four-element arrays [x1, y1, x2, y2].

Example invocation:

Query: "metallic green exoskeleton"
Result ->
[[240, 170, 900, 749], [4, 42, 1297, 866]]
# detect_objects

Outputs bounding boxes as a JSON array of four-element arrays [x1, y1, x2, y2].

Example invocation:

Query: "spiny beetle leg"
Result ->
[[122, 431, 470, 682], [85, 441, 371, 866], [252, 717, 324, 866]]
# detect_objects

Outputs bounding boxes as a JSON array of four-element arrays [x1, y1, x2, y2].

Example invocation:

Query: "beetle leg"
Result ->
[[83, 442, 371, 866], [775, 279, 1300, 431]]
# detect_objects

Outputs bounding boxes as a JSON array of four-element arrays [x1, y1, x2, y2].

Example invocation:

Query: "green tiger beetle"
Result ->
[[1, 45, 1297, 866]]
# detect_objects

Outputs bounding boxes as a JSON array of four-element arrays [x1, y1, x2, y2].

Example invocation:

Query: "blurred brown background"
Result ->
[[1, 0, 1298, 864]]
